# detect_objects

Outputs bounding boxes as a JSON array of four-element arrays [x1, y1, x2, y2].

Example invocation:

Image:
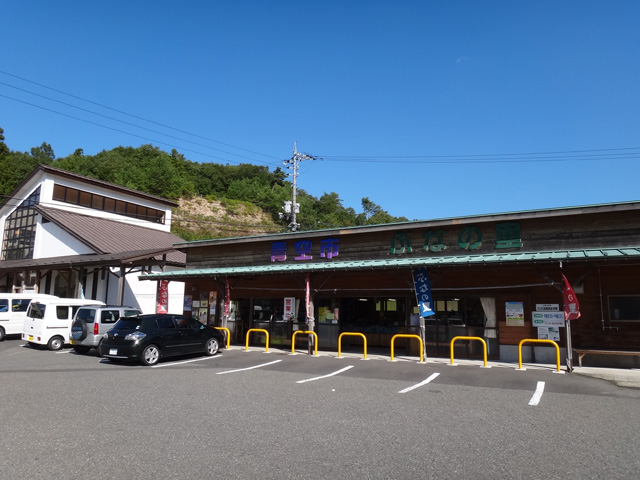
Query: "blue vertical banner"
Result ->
[[413, 268, 436, 317]]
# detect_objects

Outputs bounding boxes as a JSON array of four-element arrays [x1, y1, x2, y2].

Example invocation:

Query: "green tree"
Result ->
[[30, 142, 55, 164], [0, 127, 9, 158]]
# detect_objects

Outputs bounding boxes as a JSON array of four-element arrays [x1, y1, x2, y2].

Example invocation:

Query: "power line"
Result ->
[[0, 69, 281, 162], [319, 148, 640, 164], [0, 80, 271, 165], [3, 71, 639, 168], [0, 93, 255, 165]]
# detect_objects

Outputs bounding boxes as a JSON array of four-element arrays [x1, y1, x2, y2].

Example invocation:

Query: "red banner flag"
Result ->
[[305, 273, 311, 322], [224, 277, 230, 318], [157, 280, 169, 314], [562, 273, 581, 321]]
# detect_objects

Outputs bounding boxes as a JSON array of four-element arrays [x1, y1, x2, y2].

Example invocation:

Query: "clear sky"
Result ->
[[1, 1, 639, 221]]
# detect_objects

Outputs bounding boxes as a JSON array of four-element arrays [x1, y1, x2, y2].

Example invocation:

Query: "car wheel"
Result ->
[[70, 318, 88, 341], [205, 337, 220, 356], [47, 336, 64, 351], [73, 345, 91, 354], [0, 326, 5, 341], [140, 344, 160, 366]]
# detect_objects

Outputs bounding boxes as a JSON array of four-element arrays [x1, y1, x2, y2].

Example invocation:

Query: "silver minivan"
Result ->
[[70, 305, 142, 354]]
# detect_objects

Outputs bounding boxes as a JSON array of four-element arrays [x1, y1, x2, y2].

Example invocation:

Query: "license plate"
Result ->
[[28, 335, 33, 341], [109, 349, 118, 355]]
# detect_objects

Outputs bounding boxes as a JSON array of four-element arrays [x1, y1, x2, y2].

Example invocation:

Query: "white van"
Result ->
[[0, 293, 59, 341], [22, 298, 105, 350]]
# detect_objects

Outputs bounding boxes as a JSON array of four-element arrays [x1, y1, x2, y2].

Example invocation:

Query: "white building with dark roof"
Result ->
[[0, 164, 185, 313]]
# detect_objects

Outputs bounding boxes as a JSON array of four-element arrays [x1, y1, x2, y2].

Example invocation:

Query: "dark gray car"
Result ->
[[100, 314, 224, 366]]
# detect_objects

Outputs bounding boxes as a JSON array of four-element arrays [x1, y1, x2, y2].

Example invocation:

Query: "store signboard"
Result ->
[[532, 311, 565, 327], [536, 304, 559, 311], [284, 297, 295, 320]]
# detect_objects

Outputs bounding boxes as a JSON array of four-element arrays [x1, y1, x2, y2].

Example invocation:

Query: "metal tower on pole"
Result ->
[[281, 141, 315, 231]]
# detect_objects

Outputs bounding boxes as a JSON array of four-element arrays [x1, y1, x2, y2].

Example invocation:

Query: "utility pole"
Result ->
[[280, 141, 315, 231]]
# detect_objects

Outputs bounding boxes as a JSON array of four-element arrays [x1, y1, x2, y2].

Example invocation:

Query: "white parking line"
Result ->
[[55, 350, 71, 354], [398, 372, 440, 393], [216, 359, 282, 375], [528, 381, 545, 406], [296, 365, 354, 384], [151, 355, 223, 368]]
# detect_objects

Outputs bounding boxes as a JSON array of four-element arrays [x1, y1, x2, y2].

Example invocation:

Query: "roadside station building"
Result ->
[[0, 165, 185, 313], [142, 201, 640, 367]]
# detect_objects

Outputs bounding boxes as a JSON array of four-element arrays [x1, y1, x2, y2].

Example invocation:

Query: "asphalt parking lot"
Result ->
[[1, 337, 639, 479]]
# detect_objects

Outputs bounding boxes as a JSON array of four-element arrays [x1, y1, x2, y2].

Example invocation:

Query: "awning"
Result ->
[[138, 246, 640, 280]]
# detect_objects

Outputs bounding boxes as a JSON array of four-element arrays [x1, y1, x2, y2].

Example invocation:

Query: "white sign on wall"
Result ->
[[284, 297, 296, 320], [537, 326, 560, 341], [536, 304, 559, 311], [532, 311, 565, 327]]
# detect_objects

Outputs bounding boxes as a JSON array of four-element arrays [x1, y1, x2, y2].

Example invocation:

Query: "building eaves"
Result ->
[[139, 246, 640, 280], [0, 247, 185, 271]]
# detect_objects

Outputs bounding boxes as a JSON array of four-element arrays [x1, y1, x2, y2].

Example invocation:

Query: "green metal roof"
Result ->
[[140, 246, 640, 280]]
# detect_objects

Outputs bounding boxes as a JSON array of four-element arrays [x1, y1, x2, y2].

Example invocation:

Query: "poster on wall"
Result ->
[[200, 292, 208, 308], [538, 326, 560, 341], [505, 301, 525, 326], [283, 297, 295, 320], [209, 290, 217, 317], [198, 308, 208, 325], [184, 295, 193, 312]]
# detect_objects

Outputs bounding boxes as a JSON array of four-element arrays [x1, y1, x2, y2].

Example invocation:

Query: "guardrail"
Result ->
[[390, 334, 424, 363], [245, 328, 269, 353], [337, 332, 368, 360], [450, 336, 488, 367], [517, 339, 561, 372], [214, 327, 231, 349], [291, 330, 318, 356]]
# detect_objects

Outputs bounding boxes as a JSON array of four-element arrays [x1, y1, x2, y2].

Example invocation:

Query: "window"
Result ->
[[0, 299, 8, 312], [177, 317, 200, 329], [27, 303, 46, 319], [52, 184, 65, 201], [65, 188, 79, 204], [1, 187, 40, 260], [76, 308, 97, 323], [104, 197, 115, 212], [56, 306, 70, 320], [91, 195, 103, 209], [609, 295, 640, 322], [156, 316, 176, 329], [11, 299, 31, 312], [51, 183, 166, 224], [79, 191, 91, 207], [101, 310, 121, 324]]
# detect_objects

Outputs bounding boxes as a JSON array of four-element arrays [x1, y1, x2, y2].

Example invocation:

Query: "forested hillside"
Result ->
[[0, 128, 408, 239]]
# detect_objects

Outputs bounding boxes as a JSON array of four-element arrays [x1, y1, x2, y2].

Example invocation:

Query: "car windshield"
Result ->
[[112, 317, 142, 331]]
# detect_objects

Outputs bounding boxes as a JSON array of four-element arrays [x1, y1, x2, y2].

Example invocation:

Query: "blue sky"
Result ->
[[1, 1, 639, 221]]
